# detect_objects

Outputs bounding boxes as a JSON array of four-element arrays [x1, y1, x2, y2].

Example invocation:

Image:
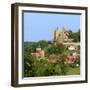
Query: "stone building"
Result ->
[[53, 27, 73, 44], [31, 45, 45, 59]]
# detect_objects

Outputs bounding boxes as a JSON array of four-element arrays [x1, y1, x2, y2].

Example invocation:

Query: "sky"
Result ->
[[24, 12, 80, 42]]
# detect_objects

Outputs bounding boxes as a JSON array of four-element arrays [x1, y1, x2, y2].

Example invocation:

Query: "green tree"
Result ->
[[68, 29, 80, 42], [45, 44, 67, 56], [37, 40, 48, 49]]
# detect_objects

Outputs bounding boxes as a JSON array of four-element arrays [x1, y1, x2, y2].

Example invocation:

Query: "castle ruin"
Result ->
[[53, 27, 73, 44]]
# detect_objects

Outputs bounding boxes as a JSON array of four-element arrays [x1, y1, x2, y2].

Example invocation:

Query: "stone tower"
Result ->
[[53, 27, 61, 43], [53, 27, 72, 44]]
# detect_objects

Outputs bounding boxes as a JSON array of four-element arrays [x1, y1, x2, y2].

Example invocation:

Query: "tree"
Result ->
[[45, 44, 67, 56], [24, 42, 39, 77], [68, 29, 80, 42], [37, 40, 48, 49], [30, 60, 62, 76], [68, 30, 72, 38]]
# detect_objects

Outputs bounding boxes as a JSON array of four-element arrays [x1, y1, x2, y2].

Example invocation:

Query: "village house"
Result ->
[[31, 45, 45, 59], [68, 45, 76, 50]]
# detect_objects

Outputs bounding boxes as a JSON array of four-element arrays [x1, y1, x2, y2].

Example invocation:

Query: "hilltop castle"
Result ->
[[53, 27, 73, 44]]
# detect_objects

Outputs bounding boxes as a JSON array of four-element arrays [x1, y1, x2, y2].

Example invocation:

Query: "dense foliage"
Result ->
[[24, 40, 80, 77], [68, 29, 80, 42], [45, 44, 67, 56]]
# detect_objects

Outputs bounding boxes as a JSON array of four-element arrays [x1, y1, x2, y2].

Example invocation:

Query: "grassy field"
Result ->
[[65, 67, 80, 75]]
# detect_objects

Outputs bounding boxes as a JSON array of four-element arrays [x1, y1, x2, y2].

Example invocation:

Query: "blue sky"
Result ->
[[24, 12, 80, 42]]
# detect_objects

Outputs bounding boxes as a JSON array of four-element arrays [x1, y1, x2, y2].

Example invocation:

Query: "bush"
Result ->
[[45, 44, 67, 56], [74, 56, 80, 65], [24, 58, 63, 77], [30, 60, 62, 77]]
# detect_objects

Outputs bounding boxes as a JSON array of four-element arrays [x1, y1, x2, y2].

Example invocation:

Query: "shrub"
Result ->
[[45, 44, 67, 56]]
